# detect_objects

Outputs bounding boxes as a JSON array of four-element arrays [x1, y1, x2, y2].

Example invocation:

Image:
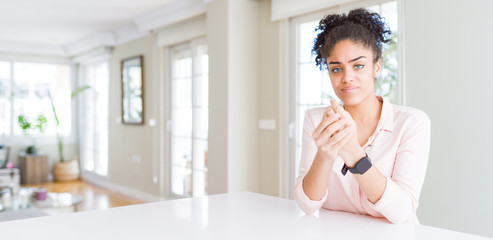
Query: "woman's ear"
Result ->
[[374, 59, 382, 78]]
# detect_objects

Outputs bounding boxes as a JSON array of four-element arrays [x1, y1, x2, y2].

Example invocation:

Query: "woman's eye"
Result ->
[[354, 64, 364, 69], [331, 67, 342, 73]]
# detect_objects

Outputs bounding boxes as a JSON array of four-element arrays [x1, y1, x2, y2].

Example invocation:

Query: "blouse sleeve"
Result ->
[[364, 111, 431, 223], [294, 109, 328, 214]]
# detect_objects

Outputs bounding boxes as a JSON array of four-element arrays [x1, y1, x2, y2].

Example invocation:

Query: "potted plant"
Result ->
[[49, 86, 90, 182], [17, 114, 48, 155]]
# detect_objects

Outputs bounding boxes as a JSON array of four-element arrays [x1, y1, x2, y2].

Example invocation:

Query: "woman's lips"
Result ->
[[341, 87, 359, 93]]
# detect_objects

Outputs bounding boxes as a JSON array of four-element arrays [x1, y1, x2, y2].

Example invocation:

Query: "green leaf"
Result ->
[[48, 92, 60, 127], [35, 114, 48, 133], [17, 115, 32, 134], [71, 85, 91, 99]]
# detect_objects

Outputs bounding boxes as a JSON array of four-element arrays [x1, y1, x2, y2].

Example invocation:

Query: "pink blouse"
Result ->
[[295, 97, 431, 224]]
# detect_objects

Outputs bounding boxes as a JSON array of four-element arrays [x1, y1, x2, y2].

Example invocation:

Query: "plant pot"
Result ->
[[53, 159, 79, 182]]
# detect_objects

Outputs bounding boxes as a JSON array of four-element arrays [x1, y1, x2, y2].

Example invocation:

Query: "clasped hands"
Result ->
[[312, 99, 365, 168]]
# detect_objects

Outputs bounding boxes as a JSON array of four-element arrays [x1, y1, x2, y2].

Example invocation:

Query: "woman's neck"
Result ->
[[344, 95, 382, 123]]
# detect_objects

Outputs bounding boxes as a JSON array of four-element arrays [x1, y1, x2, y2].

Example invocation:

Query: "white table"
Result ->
[[0, 192, 490, 239]]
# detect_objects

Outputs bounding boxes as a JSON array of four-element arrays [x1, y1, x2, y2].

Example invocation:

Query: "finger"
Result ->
[[323, 107, 335, 119], [313, 112, 340, 139], [320, 117, 350, 139], [326, 124, 353, 151], [330, 99, 346, 115], [336, 125, 353, 146], [330, 99, 355, 122], [312, 113, 341, 139], [320, 124, 351, 152]]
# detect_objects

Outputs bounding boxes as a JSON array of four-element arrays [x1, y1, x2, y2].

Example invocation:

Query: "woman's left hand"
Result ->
[[329, 99, 366, 167]]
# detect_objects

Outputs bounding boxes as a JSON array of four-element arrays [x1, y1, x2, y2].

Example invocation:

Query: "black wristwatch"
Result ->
[[341, 154, 372, 176]]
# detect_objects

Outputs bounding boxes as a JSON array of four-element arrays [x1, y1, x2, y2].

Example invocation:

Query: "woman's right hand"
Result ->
[[312, 107, 353, 161]]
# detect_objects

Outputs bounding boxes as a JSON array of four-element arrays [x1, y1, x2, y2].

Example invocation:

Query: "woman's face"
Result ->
[[326, 40, 381, 106]]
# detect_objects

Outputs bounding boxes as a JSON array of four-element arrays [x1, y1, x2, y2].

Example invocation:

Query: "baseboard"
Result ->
[[81, 174, 164, 203]]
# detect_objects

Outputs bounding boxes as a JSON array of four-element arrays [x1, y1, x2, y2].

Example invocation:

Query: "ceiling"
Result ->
[[0, 0, 177, 46]]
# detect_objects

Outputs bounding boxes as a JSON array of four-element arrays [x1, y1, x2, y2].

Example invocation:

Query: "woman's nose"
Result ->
[[342, 69, 354, 83]]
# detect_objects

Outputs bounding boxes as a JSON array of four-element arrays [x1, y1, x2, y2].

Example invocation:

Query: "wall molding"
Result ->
[[157, 16, 206, 47], [0, 0, 207, 57], [0, 40, 66, 56], [134, 0, 206, 32], [271, 0, 358, 21], [72, 46, 112, 64], [63, 32, 115, 57]]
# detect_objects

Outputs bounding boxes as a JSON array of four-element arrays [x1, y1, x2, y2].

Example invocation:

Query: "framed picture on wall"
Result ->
[[121, 55, 144, 125]]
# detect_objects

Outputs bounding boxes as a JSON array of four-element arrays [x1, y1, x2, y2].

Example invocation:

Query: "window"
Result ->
[[0, 62, 11, 136], [288, 1, 399, 198], [79, 62, 109, 177], [169, 38, 208, 197], [0, 61, 72, 140]]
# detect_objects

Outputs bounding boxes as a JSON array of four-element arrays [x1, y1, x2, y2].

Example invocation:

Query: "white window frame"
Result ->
[[284, 0, 405, 199]]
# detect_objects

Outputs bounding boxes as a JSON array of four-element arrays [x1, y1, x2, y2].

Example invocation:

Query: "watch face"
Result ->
[[349, 156, 372, 174]]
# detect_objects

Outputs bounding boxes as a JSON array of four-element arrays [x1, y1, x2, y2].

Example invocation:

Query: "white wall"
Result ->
[[405, 0, 493, 237], [258, 0, 281, 196], [206, 0, 229, 194], [107, 35, 162, 198], [227, 0, 260, 192], [207, 0, 260, 194]]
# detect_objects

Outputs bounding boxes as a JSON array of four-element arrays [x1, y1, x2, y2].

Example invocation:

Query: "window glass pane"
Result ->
[[0, 61, 11, 135], [193, 75, 208, 107], [171, 41, 208, 198], [299, 63, 324, 105], [12, 62, 71, 136], [80, 62, 109, 177], [81, 67, 96, 172], [370, 2, 398, 103], [172, 108, 192, 138], [0, 98, 10, 136], [194, 44, 208, 75], [172, 77, 192, 108], [94, 63, 109, 176], [381, 1, 398, 32], [173, 50, 192, 79], [201, 55, 209, 75], [299, 21, 319, 63], [171, 46, 193, 197], [321, 72, 336, 105], [193, 139, 208, 196], [193, 107, 208, 140], [193, 43, 209, 198], [0, 61, 11, 80], [171, 137, 192, 196]]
